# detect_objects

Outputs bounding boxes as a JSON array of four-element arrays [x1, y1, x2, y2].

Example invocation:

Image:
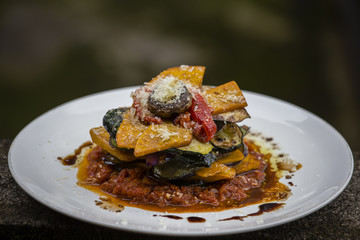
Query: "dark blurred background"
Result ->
[[0, 0, 359, 149]]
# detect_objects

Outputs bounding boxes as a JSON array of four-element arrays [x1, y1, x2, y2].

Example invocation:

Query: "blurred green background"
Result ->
[[0, 0, 359, 149]]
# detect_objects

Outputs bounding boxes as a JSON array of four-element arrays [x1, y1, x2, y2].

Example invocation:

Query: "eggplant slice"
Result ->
[[213, 108, 250, 123], [150, 139, 216, 180], [103, 107, 129, 139]]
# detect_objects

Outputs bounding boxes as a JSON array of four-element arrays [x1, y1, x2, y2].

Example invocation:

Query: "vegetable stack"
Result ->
[[90, 65, 253, 183]]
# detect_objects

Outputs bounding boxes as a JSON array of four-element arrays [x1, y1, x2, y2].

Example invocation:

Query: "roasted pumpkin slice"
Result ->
[[90, 126, 136, 161], [205, 81, 247, 115], [134, 122, 192, 157], [148, 65, 205, 88], [116, 111, 148, 149], [233, 154, 260, 174], [216, 149, 245, 165], [195, 162, 236, 182]]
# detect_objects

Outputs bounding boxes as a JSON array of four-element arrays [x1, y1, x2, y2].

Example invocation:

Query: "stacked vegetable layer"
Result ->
[[90, 65, 253, 183]]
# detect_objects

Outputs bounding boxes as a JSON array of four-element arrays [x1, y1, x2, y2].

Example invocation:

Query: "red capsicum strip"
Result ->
[[189, 92, 217, 142]]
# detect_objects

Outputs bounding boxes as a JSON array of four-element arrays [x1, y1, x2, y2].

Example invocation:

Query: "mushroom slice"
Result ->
[[148, 77, 192, 118]]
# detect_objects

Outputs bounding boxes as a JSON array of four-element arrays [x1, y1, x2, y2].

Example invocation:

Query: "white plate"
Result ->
[[8, 87, 353, 236]]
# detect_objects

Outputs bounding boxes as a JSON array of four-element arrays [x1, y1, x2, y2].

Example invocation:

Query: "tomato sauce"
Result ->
[[73, 138, 296, 213]]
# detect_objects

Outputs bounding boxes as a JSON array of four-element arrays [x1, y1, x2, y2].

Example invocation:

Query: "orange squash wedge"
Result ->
[[90, 126, 137, 161], [148, 65, 205, 88], [205, 81, 247, 115], [116, 111, 148, 149], [134, 122, 192, 157]]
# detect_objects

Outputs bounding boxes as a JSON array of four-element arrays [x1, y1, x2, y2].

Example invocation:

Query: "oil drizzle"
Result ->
[[153, 203, 284, 222], [160, 215, 183, 220], [187, 217, 206, 223], [248, 202, 284, 216], [58, 141, 92, 165], [219, 202, 284, 221], [219, 216, 246, 221], [153, 215, 206, 223]]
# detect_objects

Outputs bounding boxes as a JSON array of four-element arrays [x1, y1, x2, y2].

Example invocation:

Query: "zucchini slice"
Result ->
[[170, 138, 216, 166], [210, 123, 244, 153], [177, 138, 214, 155]]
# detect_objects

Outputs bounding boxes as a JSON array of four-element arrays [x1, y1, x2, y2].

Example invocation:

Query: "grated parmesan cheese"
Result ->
[[277, 158, 299, 173], [131, 84, 156, 121], [151, 124, 177, 141], [219, 90, 242, 103], [151, 76, 186, 104], [180, 64, 194, 72], [180, 64, 189, 70]]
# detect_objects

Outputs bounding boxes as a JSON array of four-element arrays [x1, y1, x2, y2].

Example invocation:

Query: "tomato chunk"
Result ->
[[189, 92, 217, 142], [132, 87, 162, 124]]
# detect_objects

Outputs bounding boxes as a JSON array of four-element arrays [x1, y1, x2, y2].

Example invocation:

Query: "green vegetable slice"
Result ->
[[210, 123, 245, 153], [102, 107, 129, 139], [177, 138, 214, 155], [151, 139, 216, 180], [151, 153, 215, 180]]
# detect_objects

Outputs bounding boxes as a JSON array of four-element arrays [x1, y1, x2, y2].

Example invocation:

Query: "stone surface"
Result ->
[[1, 138, 359, 239]]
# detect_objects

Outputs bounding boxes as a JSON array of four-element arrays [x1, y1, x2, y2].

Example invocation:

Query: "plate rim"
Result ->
[[8, 87, 354, 236]]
